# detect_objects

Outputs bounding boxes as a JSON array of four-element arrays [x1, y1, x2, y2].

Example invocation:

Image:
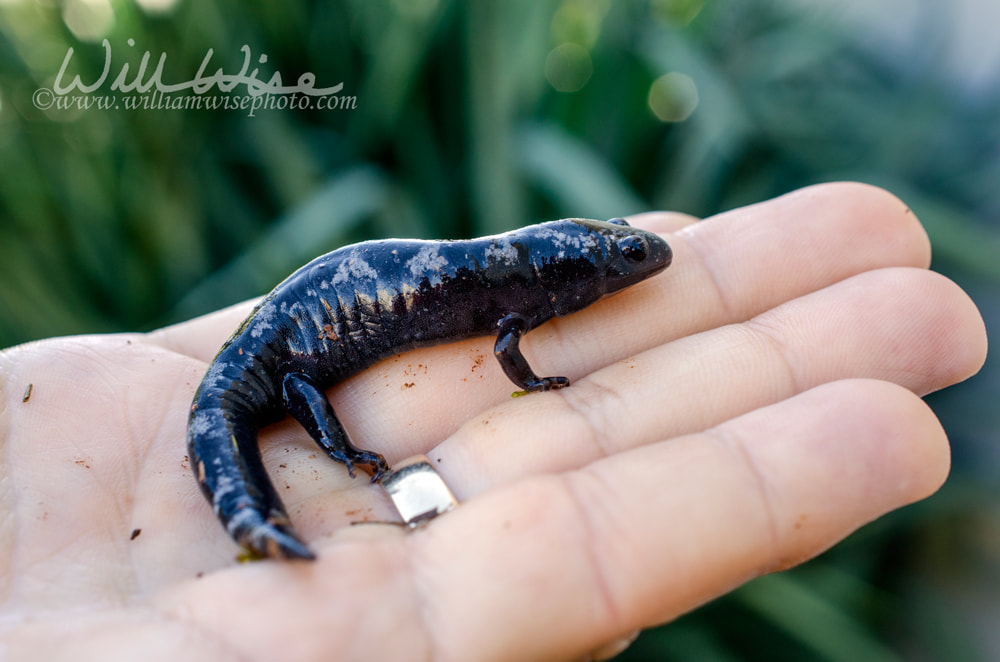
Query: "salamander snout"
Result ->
[[529, 217, 673, 317], [599, 219, 672, 294]]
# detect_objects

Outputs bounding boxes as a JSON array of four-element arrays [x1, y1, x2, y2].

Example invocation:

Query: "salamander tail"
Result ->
[[231, 509, 317, 561], [188, 398, 316, 561]]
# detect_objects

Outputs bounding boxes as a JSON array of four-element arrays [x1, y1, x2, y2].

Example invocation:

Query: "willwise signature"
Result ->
[[53, 39, 343, 98]]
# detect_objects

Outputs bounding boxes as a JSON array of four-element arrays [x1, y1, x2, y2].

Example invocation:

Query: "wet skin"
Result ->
[[187, 217, 672, 560]]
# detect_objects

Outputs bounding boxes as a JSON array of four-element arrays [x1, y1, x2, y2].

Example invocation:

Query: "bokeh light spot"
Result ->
[[648, 72, 698, 122], [651, 0, 705, 25], [135, 0, 181, 16], [545, 43, 593, 93], [62, 0, 114, 42], [550, 0, 608, 49]]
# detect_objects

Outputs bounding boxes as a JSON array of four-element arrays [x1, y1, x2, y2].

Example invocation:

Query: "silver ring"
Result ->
[[380, 455, 458, 526]]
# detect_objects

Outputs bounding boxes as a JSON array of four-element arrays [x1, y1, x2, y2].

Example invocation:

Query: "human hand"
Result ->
[[0, 183, 986, 661]]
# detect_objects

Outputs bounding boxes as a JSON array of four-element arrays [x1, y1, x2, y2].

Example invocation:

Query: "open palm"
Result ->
[[0, 183, 986, 661]]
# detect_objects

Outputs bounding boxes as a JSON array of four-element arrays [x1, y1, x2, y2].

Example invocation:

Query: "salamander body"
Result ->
[[188, 217, 672, 560]]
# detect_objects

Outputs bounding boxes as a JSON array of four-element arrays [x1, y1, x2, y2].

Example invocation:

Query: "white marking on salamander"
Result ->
[[330, 254, 378, 287], [532, 227, 602, 254], [189, 410, 215, 436], [225, 506, 259, 533], [406, 244, 448, 276], [249, 304, 278, 338], [484, 237, 519, 265]]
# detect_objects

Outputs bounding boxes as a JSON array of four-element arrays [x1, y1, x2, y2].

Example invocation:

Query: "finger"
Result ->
[[677, 181, 930, 323], [294, 183, 934, 459], [434, 267, 985, 496], [416, 379, 950, 662]]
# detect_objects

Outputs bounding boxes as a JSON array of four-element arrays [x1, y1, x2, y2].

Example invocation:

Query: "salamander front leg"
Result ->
[[495, 313, 570, 396], [282, 373, 389, 481]]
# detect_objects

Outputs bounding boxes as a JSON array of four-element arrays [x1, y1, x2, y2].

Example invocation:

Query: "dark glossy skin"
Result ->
[[187, 218, 672, 560]]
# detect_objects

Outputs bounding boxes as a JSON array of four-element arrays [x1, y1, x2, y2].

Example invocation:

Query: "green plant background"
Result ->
[[1, 0, 997, 659]]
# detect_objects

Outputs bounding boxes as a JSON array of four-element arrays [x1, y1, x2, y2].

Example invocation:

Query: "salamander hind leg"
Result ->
[[282, 372, 389, 482], [495, 313, 570, 396]]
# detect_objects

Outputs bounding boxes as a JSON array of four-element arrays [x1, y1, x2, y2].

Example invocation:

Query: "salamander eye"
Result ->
[[607, 217, 631, 227], [618, 235, 648, 262]]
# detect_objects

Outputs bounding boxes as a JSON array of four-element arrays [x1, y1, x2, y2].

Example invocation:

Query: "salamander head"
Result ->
[[528, 217, 672, 317]]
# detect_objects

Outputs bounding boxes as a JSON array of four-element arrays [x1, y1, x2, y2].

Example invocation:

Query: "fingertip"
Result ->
[[851, 268, 989, 394], [872, 379, 951, 499], [792, 181, 932, 269], [785, 379, 951, 506], [921, 271, 989, 389]]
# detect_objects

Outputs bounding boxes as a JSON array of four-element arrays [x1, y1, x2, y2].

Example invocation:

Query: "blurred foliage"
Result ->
[[0, 0, 998, 659]]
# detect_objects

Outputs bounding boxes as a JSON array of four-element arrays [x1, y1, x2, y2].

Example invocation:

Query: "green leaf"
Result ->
[[735, 573, 902, 662], [514, 121, 647, 219]]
